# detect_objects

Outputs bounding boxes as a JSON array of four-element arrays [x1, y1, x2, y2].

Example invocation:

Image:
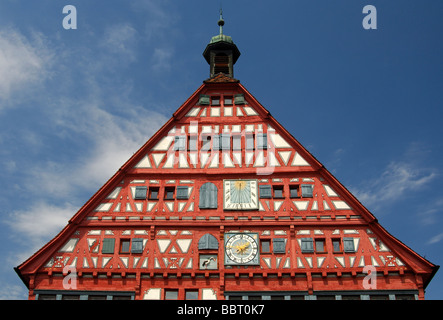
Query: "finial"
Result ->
[[218, 8, 224, 35]]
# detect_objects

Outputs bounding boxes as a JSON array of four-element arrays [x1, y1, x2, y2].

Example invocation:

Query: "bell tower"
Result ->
[[203, 10, 241, 79]]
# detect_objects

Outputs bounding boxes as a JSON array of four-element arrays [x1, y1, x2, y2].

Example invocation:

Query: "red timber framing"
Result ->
[[15, 15, 438, 300], [15, 78, 438, 300]]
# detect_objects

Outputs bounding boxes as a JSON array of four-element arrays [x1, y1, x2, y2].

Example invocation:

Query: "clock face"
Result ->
[[224, 233, 259, 265], [223, 179, 258, 210]]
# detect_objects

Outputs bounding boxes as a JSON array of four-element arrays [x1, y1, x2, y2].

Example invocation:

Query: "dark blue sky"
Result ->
[[0, 1, 442, 299]]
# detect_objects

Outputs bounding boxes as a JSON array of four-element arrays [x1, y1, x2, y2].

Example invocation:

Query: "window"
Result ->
[[89, 295, 107, 300], [199, 94, 210, 105], [259, 185, 272, 199], [301, 184, 313, 198], [273, 239, 286, 253], [301, 238, 314, 253], [176, 186, 189, 200], [120, 239, 130, 253], [62, 295, 80, 300], [343, 238, 355, 253], [315, 239, 326, 253], [185, 290, 199, 300], [202, 135, 211, 151], [234, 94, 245, 105], [38, 294, 56, 300], [273, 186, 284, 199], [199, 182, 218, 209], [188, 136, 197, 151], [198, 233, 219, 250], [289, 186, 299, 198], [232, 135, 241, 150], [131, 238, 144, 254], [102, 238, 115, 254], [257, 133, 267, 150], [332, 239, 341, 253], [113, 295, 132, 300], [396, 294, 415, 300], [220, 134, 231, 150], [174, 136, 186, 151], [246, 134, 254, 150], [134, 186, 147, 200], [211, 96, 220, 106], [212, 135, 220, 151], [261, 239, 271, 253], [149, 187, 159, 200], [164, 187, 175, 200], [224, 96, 233, 105], [165, 289, 179, 300]]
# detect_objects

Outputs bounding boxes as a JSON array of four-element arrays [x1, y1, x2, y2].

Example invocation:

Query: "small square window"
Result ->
[[273, 238, 286, 253], [149, 187, 159, 200], [211, 96, 220, 106], [165, 289, 179, 300], [185, 290, 199, 300], [224, 96, 233, 105], [343, 238, 355, 253], [301, 238, 314, 253], [259, 185, 272, 199], [199, 94, 210, 105], [332, 239, 341, 252], [261, 239, 271, 253], [176, 186, 189, 200], [301, 184, 313, 198], [315, 239, 326, 253], [131, 238, 144, 253], [234, 94, 245, 105], [120, 239, 130, 253], [134, 186, 147, 200], [102, 238, 115, 254], [273, 186, 284, 199], [174, 136, 186, 151], [289, 186, 299, 198], [165, 187, 175, 200]]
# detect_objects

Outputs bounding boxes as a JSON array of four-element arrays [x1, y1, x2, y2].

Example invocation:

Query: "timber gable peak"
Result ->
[[15, 10, 438, 301]]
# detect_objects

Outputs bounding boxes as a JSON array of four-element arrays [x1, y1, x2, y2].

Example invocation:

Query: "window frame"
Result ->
[[148, 187, 159, 200], [273, 186, 284, 199], [134, 186, 147, 200], [300, 238, 314, 253]]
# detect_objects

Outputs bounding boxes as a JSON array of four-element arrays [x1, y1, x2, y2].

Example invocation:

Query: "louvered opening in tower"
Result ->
[[214, 53, 230, 74]]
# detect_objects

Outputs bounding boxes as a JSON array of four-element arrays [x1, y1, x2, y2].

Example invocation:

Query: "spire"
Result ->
[[218, 8, 224, 35], [203, 10, 241, 79]]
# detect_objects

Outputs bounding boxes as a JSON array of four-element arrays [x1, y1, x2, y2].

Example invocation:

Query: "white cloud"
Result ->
[[26, 100, 168, 198], [427, 231, 443, 245], [7, 201, 76, 246], [0, 29, 53, 104], [100, 23, 138, 62], [0, 282, 27, 300], [350, 161, 437, 212]]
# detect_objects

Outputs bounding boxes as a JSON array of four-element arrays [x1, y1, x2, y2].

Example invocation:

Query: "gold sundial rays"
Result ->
[[223, 179, 259, 210], [231, 180, 251, 203]]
